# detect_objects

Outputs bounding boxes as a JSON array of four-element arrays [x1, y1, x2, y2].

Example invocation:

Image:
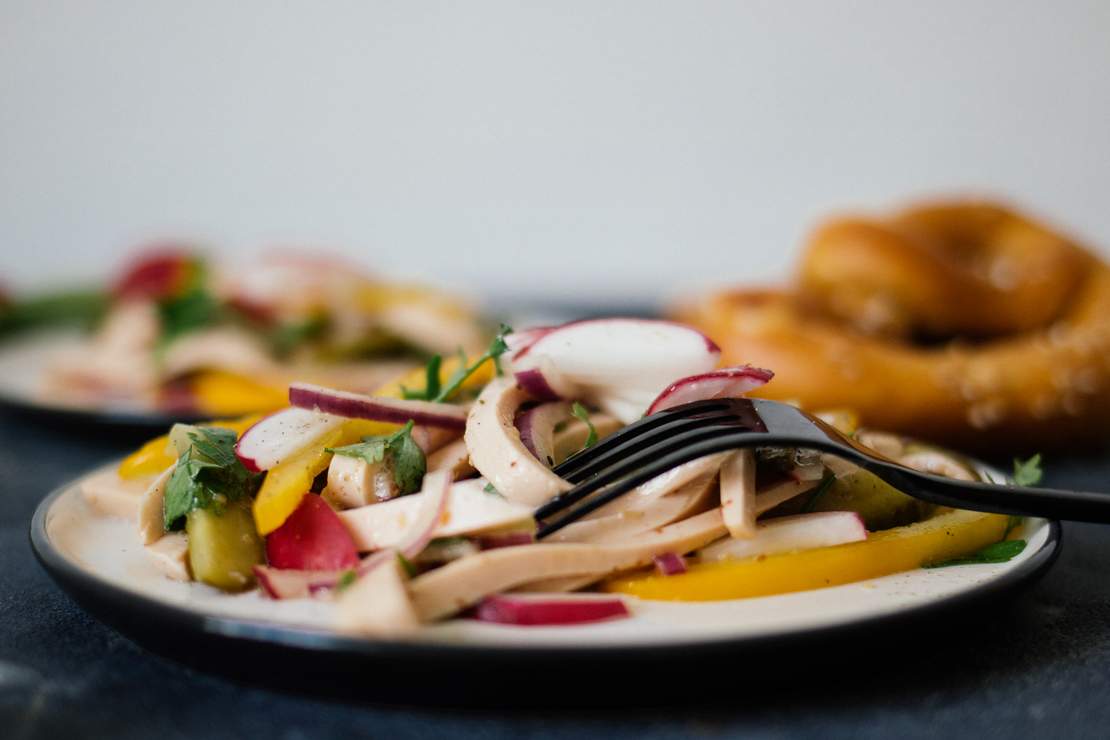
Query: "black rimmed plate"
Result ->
[[29, 461, 1062, 698]]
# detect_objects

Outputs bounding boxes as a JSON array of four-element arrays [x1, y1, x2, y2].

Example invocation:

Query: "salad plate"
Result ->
[[31, 464, 1059, 664], [29, 316, 1063, 679]]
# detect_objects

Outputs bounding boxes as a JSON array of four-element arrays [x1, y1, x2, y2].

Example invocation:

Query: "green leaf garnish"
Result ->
[[396, 552, 418, 578], [924, 539, 1027, 568], [267, 315, 329, 357], [336, 569, 357, 592], [1012, 454, 1043, 487], [570, 401, 597, 449], [163, 427, 261, 530], [483, 482, 504, 498], [327, 420, 427, 494], [431, 324, 513, 402], [0, 290, 109, 337], [799, 474, 835, 514], [401, 354, 442, 401]]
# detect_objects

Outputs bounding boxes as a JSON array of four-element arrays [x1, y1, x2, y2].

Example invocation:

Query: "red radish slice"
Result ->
[[504, 326, 555, 356], [235, 406, 345, 472], [652, 552, 687, 576], [465, 378, 572, 506], [289, 382, 467, 430], [474, 594, 630, 626], [253, 565, 343, 600], [513, 365, 570, 402], [396, 471, 452, 559], [509, 319, 721, 423], [514, 401, 572, 465], [698, 511, 867, 562], [265, 494, 360, 571], [646, 365, 774, 415], [113, 248, 194, 299]]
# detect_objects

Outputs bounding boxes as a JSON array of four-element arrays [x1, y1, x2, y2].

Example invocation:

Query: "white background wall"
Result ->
[[2, 1, 1109, 306]]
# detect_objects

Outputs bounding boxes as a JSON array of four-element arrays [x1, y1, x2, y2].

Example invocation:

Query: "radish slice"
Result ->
[[646, 365, 773, 415], [336, 553, 421, 637], [288, 382, 467, 430], [465, 378, 572, 506], [235, 406, 345, 472], [508, 319, 721, 423], [514, 401, 572, 465], [653, 552, 687, 576], [698, 511, 867, 562], [265, 495, 360, 571], [253, 565, 343, 600], [474, 594, 629, 626], [513, 364, 571, 401], [504, 326, 555, 356], [720, 449, 757, 539], [396, 471, 452, 559]]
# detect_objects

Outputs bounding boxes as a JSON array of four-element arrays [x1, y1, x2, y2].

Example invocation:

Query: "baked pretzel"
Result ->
[[678, 201, 1110, 452]]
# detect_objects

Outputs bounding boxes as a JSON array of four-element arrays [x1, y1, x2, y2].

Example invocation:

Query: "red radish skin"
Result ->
[[289, 382, 467, 430], [646, 365, 774, 415], [513, 367, 565, 402], [474, 595, 630, 626], [652, 551, 688, 576], [113, 248, 194, 299], [254, 565, 343, 600], [265, 495, 360, 571]]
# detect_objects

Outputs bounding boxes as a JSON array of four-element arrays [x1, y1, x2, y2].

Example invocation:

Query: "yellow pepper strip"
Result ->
[[252, 426, 347, 535], [189, 370, 289, 417], [117, 414, 264, 480], [250, 354, 493, 534], [602, 509, 1009, 602]]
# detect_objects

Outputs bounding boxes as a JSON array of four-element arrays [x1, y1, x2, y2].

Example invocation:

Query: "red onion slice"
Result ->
[[477, 531, 536, 550], [646, 365, 774, 415], [396, 471, 452, 559], [473, 594, 630, 626], [289, 382, 467, 430], [514, 401, 572, 465]]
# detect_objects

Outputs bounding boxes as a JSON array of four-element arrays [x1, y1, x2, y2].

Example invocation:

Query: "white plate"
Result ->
[[32, 465, 1061, 656]]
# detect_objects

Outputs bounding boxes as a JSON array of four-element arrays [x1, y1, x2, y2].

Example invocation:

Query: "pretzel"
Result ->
[[678, 201, 1110, 451]]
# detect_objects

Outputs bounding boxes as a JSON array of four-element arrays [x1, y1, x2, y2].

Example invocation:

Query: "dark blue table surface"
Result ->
[[3, 407, 1110, 740]]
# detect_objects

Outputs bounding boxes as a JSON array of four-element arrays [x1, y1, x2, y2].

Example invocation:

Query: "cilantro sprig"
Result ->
[[1012, 454, 1043, 487], [570, 402, 598, 449], [924, 539, 1027, 569], [163, 427, 262, 530], [327, 420, 427, 494], [402, 325, 513, 402]]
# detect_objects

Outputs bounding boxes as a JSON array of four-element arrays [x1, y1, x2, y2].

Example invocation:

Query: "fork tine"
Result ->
[[534, 422, 744, 520], [556, 411, 747, 483], [536, 429, 769, 538], [552, 399, 736, 478]]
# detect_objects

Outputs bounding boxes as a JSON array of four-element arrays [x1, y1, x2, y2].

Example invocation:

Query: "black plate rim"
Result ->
[[30, 470, 1064, 664]]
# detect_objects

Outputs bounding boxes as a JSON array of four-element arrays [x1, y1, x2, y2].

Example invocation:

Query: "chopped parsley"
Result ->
[[924, 539, 1027, 568], [1012, 454, 1044, 487], [483, 482, 505, 498], [268, 315, 329, 357], [570, 402, 598, 449], [799, 474, 835, 513], [163, 427, 262, 530], [403, 325, 514, 402], [327, 420, 427, 494], [336, 569, 358, 592]]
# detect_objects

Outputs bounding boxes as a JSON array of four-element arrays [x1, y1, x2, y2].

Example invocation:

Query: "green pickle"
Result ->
[[812, 469, 935, 530], [186, 499, 264, 591]]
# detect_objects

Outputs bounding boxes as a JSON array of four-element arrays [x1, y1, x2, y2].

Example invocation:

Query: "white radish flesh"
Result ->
[[646, 365, 773, 415], [235, 406, 345, 472]]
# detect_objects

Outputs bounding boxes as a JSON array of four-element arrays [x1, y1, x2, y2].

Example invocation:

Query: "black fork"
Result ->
[[534, 398, 1110, 538]]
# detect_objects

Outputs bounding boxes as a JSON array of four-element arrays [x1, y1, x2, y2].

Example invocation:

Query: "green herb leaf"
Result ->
[[158, 287, 223, 347], [401, 354, 442, 401], [924, 539, 1027, 568], [432, 324, 514, 402], [800, 474, 835, 513], [268, 315, 329, 357], [396, 552, 418, 578], [336, 569, 357, 592], [483, 482, 504, 498], [162, 427, 261, 530], [327, 420, 427, 494], [1012, 454, 1043, 487], [0, 290, 109, 337], [570, 402, 598, 449]]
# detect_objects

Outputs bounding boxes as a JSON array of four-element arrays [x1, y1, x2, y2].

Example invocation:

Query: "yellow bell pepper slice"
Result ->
[[602, 509, 1009, 602], [117, 414, 263, 480], [252, 425, 348, 535], [190, 370, 289, 417]]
